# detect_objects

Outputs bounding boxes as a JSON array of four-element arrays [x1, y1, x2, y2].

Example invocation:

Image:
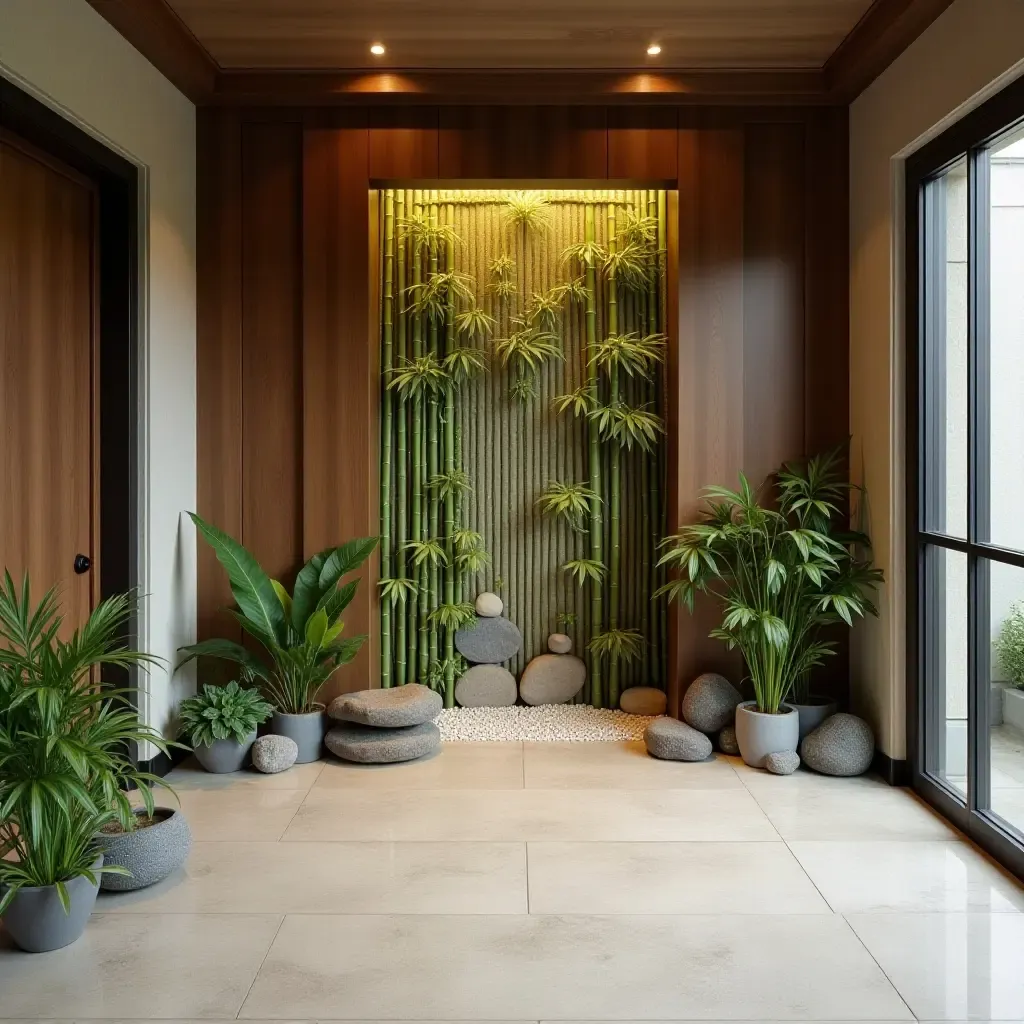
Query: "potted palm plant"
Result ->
[[178, 513, 378, 763], [0, 574, 176, 951], [178, 680, 273, 772], [657, 450, 882, 768]]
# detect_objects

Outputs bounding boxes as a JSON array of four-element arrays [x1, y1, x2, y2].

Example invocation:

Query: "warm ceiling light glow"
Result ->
[[646, 43, 662, 56], [370, 42, 386, 56]]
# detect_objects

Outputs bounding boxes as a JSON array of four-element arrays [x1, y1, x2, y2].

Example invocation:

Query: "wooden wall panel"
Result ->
[[438, 106, 607, 179], [608, 107, 678, 181], [368, 106, 439, 181]]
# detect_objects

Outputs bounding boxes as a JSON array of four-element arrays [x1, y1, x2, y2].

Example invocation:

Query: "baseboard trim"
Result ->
[[138, 745, 189, 779], [873, 750, 911, 786]]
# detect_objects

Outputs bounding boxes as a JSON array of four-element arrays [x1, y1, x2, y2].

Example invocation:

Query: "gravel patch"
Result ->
[[435, 704, 656, 742]]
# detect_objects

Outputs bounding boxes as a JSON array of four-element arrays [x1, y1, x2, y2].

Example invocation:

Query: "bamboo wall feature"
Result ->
[[378, 189, 668, 708]]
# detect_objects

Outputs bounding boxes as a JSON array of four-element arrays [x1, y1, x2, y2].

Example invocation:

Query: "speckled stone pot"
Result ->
[[95, 807, 192, 891]]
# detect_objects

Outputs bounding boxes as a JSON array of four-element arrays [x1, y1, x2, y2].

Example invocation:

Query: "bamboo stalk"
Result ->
[[585, 203, 604, 707], [395, 191, 409, 687], [607, 199, 622, 708], [410, 190, 424, 682], [656, 189, 668, 688], [380, 190, 395, 687], [427, 192, 440, 678], [443, 200, 457, 707]]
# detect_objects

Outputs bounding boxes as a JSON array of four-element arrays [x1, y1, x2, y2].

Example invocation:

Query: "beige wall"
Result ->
[[0, 0, 197, 757], [850, 0, 1024, 759]]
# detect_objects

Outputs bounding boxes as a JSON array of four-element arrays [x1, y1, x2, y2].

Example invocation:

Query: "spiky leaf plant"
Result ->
[[490, 276, 518, 301], [456, 547, 491, 575], [562, 558, 608, 586], [589, 332, 666, 378], [510, 375, 539, 404], [555, 612, 578, 630], [178, 681, 273, 747], [426, 654, 468, 694], [525, 289, 563, 332], [588, 402, 665, 452], [553, 385, 595, 419], [378, 576, 419, 606], [402, 538, 449, 570], [489, 252, 516, 278], [495, 321, 563, 374], [588, 628, 645, 665], [404, 270, 476, 322], [504, 190, 550, 234], [398, 213, 461, 254], [556, 277, 590, 305], [442, 345, 488, 384], [603, 241, 651, 292], [560, 239, 608, 271], [388, 354, 448, 398], [452, 527, 485, 554], [618, 208, 658, 248], [455, 307, 496, 339], [427, 601, 477, 632], [536, 481, 602, 531], [428, 469, 473, 502]]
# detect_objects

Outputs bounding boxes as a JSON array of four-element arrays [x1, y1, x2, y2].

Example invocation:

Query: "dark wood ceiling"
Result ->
[[162, 0, 875, 71]]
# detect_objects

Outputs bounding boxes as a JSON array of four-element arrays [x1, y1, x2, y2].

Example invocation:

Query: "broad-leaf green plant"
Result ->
[[536, 481, 601, 532], [178, 681, 272, 747]]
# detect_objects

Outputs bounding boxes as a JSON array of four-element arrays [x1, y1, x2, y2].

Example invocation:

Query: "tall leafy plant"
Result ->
[[178, 513, 378, 714], [657, 450, 883, 714], [0, 575, 175, 912]]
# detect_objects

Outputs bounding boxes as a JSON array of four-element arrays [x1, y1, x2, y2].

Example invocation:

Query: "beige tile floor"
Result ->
[[2, 740, 1024, 1022]]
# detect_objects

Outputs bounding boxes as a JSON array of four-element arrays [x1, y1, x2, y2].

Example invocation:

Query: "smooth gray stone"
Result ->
[[764, 750, 801, 776], [800, 712, 875, 777], [455, 615, 522, 665], [455, 665, 517, 708], [519, 653, 586, 706], [547, 633, 572, 654], [325, 720, 440, 764], [644, 717, 714, 761], [681, 672, 742, 733], [718, 725, 740, 756], [619, 686, 667, 716], [475, 591, 503, 617], [252, 734, 299, 774], [96, 808, 192, 891], [328, 683, 441, 727]]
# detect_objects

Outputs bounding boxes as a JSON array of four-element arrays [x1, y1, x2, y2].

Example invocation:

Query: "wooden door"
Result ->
[[0, 132, 98, 628]]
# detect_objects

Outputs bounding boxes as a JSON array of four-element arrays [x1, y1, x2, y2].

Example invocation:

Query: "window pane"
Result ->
[[924, 544, 968, 797], [986, 558, 1024, 835], [922, 159, 968, 538], [985, 132, 1024, 551]]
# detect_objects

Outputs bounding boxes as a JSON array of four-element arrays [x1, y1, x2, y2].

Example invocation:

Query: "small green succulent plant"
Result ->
[[178, 681, 273, 747]]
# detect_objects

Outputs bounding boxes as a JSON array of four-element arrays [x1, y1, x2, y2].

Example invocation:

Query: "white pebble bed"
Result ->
[[435, 704, 656, 742]]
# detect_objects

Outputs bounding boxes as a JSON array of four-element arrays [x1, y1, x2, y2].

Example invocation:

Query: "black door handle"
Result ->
[[73, 554, 91, 575]]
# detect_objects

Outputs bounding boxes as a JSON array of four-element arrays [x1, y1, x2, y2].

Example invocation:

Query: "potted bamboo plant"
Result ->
[[657, 450, 882, 768], [178, 513, 378, 763], [178, 680, 273, 772], [0, 574, 176, 951]]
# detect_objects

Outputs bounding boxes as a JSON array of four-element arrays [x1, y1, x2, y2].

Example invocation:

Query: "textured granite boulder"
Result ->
[[644, 717, 714, 761], [800, 712, 874, 776], [764, 750, 801, 776], [547, 633, 572, 654], [325, 720, 440, 763], [619, 686, 667, 716], [455, 615, 522, 665], [718, 725, 740, 756], [95, 808, 192, 891], [475, 591, 503, 617], [252, 734, 299, 774], [681, 673, 742, 733], [519, 653, 586, 705], [328, 683, 441, 727], [455, 664, 517, 708]]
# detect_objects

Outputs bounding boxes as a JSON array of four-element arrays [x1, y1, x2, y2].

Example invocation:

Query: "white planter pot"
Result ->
[[734, 701, 800, 769]]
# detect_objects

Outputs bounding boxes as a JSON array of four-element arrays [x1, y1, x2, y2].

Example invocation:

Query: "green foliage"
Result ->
[[404, 271, 476, 322], [378, 576, 419, 606], [524, 289, 563, 331], [442, 345, 488, 384], [589, 332, 666, 379], [455, 307, 496, 339], [495, 319, 564, 375], [427, 602, 477, 632], [504, 191, 550, 234], [656, 450, 883, 714], [588, 402, 665, 452], [452, 527, 485, 554], [490, 277, 518, 301], [536, 481, 602, 531], [560, 239, 607, 270], [562, 558, 608, 586], [426, 653, 468, 694], [553, 385, 596, 419], [455, 547, 491, 575], [489, 252, 516, 278], [996, 603, 1024, 688], [588, 628, 645, 664], [509, 375, 539, 404], [402, 538, 449, 570], [398, 213, 461, 255], [557, 277, 589, 305], [555, 612, 578, 630], [178, 681, 272, 747], [428, 469, 473, 502], [178, 515, 378, 714], [617, 208, 658, 249], [388, 353, 449, 398], [602, 241, 651, 292], [0, 575, 176, 912]]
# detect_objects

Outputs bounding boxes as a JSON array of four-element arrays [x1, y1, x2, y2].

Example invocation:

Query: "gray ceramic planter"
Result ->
[[95, 807, 192, 891], [1, 855, 103, 952], [271, 707, 326, 763], [791, 698, 838, 740], [734, 701, 800, 768], [193, 729, 256, 773]]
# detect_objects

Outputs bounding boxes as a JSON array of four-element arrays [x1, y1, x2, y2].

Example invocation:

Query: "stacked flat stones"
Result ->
[[519, 633, 586, 706], [325, 684, 441, 763], [453, 593, 522, 708]]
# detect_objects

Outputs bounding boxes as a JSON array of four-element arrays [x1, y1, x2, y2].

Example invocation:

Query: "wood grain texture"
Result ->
[[369, 107, 439, 180], [438, 107, 607, 178], [607, 107, 678, 181]]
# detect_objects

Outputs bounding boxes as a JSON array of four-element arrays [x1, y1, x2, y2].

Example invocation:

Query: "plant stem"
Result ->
[[395, 190, 408, 687], [607, 198, 621, 708], [411, 189, 424, 682], [380, 189, 395, 687], [585, 203, 604, 707], [443, 200, 457, 708]]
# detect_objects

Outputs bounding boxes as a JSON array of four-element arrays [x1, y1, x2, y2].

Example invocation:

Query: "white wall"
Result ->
[[850, 0, 1024, 759], [0, 0, 197, 757]]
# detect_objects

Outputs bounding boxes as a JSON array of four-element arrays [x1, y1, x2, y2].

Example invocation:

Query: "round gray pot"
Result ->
[[1, 855, 103, 953], [791, 697, 838, 740], [734, 701, 800, 768], [192, 729, 256, 773], [271, 707, 326, 763], [95, 807, 192, 891]]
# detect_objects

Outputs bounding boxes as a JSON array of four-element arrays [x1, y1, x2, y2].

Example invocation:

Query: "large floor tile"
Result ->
[[173, 789, 305, 840], [847, 912, 1024, 1020], [523, 741, 742, 789], [98, 841, 527, 915], [790, 840, 1024, 913], [239, 913, 911, 1020], [752, 784, 960, 841], [731, 758, 891, 794], [284, 787, 778, 842], [315, 743, 524, 790], [527, 841, 830, 914], [163, 757, 325, 792], [0, 913, 281, 1018]]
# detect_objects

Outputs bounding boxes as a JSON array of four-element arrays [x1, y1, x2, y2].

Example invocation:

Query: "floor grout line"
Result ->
[[838, 913, 919, 1022], [232, 913, 287, 1021]]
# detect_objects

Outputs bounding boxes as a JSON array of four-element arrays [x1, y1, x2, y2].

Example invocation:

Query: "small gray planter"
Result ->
[[1, 855, 103, 952], [734, 701, 800, 769], [192, 729, 256, 773], [95, 807, 192, 891], [791, 698, 837, 740], [272, 707, 326, 763]]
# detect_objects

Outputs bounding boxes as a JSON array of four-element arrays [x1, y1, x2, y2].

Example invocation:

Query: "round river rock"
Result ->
[[764, 750, 801, 776], [252, 734, 298, 774], [644, 717, 713, 761], [718, 725, 740, 756], [547, 633, 572, 654], [325, 720, 440, 763], [455, 664, 517, 708], [800, 712, 874, 776], [519, 653, 586, 705], [475, 591, 503, 617], [328, 683, 441, 727], [454, 615, 522, 665], [681, 672, 742, 733], [619, 686, 667, 716]]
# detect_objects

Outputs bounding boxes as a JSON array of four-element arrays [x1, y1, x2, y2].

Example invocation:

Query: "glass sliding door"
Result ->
[[908, 81, 1024, 877]]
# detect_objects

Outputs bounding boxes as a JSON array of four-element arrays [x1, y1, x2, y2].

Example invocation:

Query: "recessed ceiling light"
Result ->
[[646, 43, 662, 56], [370, 42, 386, 56]]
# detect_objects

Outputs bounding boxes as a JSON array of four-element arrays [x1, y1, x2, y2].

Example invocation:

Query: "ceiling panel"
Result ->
[[165, 0, 876, 71]]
